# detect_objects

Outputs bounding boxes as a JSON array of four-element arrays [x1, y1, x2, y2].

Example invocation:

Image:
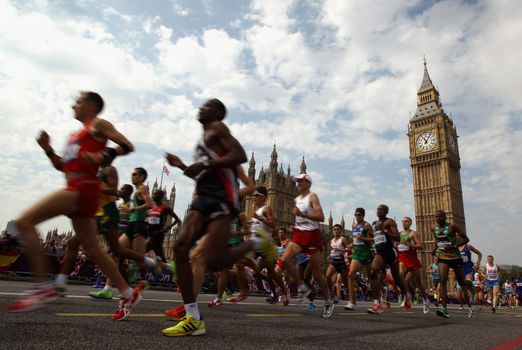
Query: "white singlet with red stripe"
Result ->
[[294, 193, 319, 231]]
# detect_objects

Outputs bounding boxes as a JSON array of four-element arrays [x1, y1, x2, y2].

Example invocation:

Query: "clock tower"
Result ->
[[407, 60, 466, 288]]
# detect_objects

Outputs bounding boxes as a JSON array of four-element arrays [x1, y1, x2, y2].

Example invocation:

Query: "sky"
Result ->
[[0, 0, 521, 264]]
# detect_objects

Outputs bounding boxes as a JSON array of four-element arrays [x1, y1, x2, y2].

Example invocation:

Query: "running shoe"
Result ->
[[468, 306, 473, 319], [282, 288, 290, 307], [492, 306, 496, 313], [344, 302, 356, 311], [133, 280, 149, 293], [321, 301, 335, 318], [305, 302, 317, 312], [7, 287, 59, 312], [88, 289, 113, 300], [208, 298, 223, 308], [266, 295, 278, 304], [162, 314, 206, 337], [228, 293, 248, 303], [458, 305, 464, 310], [367, 303, 384, 314], [295, 285, 311, 304], [422, 299, 430, 314], [54, 284, 67, 297], [112, 290, 141, 321], [403, 293, 411, 311], [436, 306, 450, 318], [164, 304, 186, 320]]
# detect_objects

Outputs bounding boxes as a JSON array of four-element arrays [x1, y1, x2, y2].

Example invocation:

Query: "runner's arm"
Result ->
[[387, 219, 400, 241], [410, 230, 423, 250], [96, 119, 134, 160], [37, 131, 63, 171], [101, 166, 119, 196], [237, 165, 255, 198], [262, 206, 276, 230], [129, 185, 153, 212], [362, 222, 374, 242], [453, 224, 469, 246], [304, 193, 325, 222], [468, 244, 482, 267], [164, 207, 181, 226]]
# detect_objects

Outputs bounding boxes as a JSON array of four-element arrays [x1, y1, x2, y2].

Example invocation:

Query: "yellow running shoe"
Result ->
[[162, 315, 206, 337]]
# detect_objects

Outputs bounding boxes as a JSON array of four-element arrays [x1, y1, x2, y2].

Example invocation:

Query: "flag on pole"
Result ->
[[163, 165, 170, 176]]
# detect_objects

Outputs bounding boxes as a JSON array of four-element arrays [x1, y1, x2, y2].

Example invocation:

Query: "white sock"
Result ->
[[103, 285, 112, 291], [144, 257, 156, 268], [55, 273, 67, 285], [184, 302, 201, 320], [121, 288, 133, 299]]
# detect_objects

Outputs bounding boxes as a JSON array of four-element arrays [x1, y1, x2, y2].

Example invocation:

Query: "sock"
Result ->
[[144, 257, 156, 268], [121, 288, 133, 299], [55, 273, 67, 285], [103, 285, 112, 291], [184, 302, 201, 320]]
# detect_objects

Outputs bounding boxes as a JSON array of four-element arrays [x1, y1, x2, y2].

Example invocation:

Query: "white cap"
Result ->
[[293, 173, 312, 183]]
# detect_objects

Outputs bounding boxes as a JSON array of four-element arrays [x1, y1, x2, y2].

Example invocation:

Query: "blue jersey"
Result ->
[[431, 264, 439, 280], [459, 244, 473, 267]]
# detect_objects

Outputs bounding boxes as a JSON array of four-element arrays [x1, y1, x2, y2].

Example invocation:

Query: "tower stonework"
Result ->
[[408, 61, 466, 288]]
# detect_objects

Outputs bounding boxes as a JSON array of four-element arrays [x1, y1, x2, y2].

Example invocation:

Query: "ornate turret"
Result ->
[[169, 183, 176, 209], [270, 144, 278, 170], [248, 152, 256, 182], [328, 212, 333, 230], [152, 178, 158, 194], [300, 156, 307, 174], [413, 58, 442, 119], [340, 215, 345, 232]]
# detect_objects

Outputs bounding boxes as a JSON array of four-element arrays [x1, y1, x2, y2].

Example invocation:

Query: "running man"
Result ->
[[367, 205, 411, 314], [346, 208, 373, 311], [146, 189, 181, 263], [458, 242, 482, 309], [484, 255, 501, 313], [398, 217, 430, 314], [514, 274, 522, 308], [325, 224, 349, 307], [431, 210, 473, 318], [161, 99, 272, 336], [7, 91, 140, 320], [280, 173, 334, 318]]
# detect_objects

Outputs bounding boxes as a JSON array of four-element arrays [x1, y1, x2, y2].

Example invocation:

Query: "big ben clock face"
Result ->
[[416, 132, 437, 152]]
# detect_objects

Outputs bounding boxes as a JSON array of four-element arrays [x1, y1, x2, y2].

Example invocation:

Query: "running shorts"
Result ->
[[291, 228, 323, 255], [376, 246, 398, 265], [352, 246, 373, 266], [96, 202, 119, 234], [190, 195, 235, 221], [486, 279, 500, 289], [331, 257, 346, 273], [125, 221, 148, 239], [398, 252, 422, 271], [65, 177, 100, 218], [437, 257, 464, 271]]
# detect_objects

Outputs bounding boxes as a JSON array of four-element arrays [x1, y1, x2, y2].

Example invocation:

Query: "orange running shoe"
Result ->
[[164, 304, 186, 320]]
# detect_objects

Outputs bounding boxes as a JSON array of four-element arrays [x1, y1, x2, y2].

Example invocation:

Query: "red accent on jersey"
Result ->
[[62, 123, 106, 177]]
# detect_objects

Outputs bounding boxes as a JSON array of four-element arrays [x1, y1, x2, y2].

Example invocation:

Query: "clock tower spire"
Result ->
[[408, 59, 466, 288]]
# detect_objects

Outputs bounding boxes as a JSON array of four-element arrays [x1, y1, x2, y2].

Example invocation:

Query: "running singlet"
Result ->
[[504, 282, 512, 293], [129, 192, 147, 222], [372, 222, 394, 254], [459, 244, 473, 265], [96, 168, 117, 213], [486, 264, 499, 281], [352, 223, 370, 247], [193, 138, 239, 210], [148, 204, 167, 232], [330, 237, 344, 260], [433, 223, 460, 260], [250, 206, 271, 234], [294, 193, 319, 231], [118, 201, 131, 233], [472, 274, 482, 288], [61, 122, 106, 177], [515, 279, 522, 291], [398, 230, 416, 256]]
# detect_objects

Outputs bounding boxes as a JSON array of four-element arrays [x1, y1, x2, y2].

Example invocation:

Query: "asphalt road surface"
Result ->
[[1, 280, 521, 350]]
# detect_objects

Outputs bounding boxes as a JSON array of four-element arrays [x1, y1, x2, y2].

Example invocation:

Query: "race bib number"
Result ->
[[437, 241, 451, 250], [461, 255, 469, 263], [398, 244, 409, 252], [353, 236, 363, 245], [374, 233, 386, 245], [62, 142, 80, 162], [148, 216, 160, 225]]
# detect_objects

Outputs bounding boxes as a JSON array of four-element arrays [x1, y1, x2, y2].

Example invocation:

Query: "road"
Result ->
[[1, 280, 521, 350]]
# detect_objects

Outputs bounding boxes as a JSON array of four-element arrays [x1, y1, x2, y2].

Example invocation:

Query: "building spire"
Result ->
[[300, 155, 307, 174], [270, 144, 278, 170], [418, 57, 435, 93], [328, 211, 333, 229], [248, 152, 256, 182]]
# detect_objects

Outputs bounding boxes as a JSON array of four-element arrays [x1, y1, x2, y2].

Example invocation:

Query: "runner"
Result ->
[[431, 210, 473, 318], [514, 274, 522, 308], [280, 173, 334, 318], [503, 279, 514, 309], [6, 91, 140, 320], [472, 271, 485, 310], [426, 257, 440, 305], [367, 205, 412, 314], [346, 208, 373, 311], [398, 217, 430, 314], [146, 189, 181, 263], [325, 224, 349, 308], [161, 99, 272, 336], [485, 255, 501, 313], [457, 242, 482, 309]]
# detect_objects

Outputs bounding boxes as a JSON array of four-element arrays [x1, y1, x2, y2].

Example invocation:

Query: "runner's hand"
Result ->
[[37, 131, 52, 152], [165, 152, 185, 169]]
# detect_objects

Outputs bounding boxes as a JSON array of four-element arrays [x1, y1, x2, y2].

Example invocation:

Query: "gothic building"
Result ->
[[408, 60, 466, 288]]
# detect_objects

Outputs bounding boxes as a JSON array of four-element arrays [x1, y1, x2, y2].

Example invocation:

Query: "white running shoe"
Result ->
[[344, 302, 356, 311]]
